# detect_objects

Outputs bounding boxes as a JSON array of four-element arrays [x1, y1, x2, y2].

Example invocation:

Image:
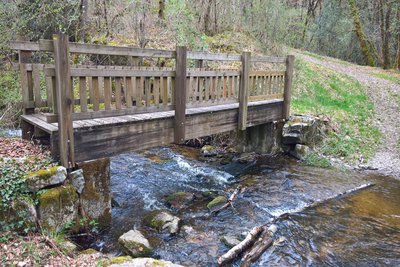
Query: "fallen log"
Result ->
[[217, 226, 264, 266], [211, 186, 246, 216], [240, 228, 274, 267], [217, 182, 375, 266]]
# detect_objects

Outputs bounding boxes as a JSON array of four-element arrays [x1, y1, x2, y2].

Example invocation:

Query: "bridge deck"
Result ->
[[22, 99, 284, 162]]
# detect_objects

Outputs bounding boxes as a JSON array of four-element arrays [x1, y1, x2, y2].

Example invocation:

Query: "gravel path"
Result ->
[[298, 53, 400, 179]]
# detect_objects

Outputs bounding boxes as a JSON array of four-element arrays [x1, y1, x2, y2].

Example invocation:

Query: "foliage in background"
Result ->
[[292, 57, 381, 163]]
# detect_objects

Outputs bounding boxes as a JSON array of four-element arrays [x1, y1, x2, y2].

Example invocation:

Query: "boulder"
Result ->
[[221, 235, 241, 248], [109, 258, 184, 267], [69, 169, 85, 194], [0, 195, 37, 231], [165, 192, 195, 209], [80, 158, 111, 228], [290, 144, 311, 160], [282, 115, 321, 146], [143, 210, 181, 235], [201, 145, 219, 157], [60, 240, 78, 254], [25, 166, 67, 192], [118, 230, 153, 257], [236, 152, 258, 164], [207, 196, 227, 210], [37, 185, 78, 232]]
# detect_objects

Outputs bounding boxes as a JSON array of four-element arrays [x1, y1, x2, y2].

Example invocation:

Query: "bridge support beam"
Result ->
[[238, 52, 250, 131], [236, 121, 285, 154]]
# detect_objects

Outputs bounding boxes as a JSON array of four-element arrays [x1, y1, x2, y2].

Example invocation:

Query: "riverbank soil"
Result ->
[[297, 52, 400, 178]]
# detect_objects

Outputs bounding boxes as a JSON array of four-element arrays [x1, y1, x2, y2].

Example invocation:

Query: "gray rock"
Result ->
[[69, 169, 85, 194], [110, 258, 184, 267], [236, 152, 258, 164], [61, 240, 78, 254], [165, 192, 195, 209], [221, 235, 241, 248], [143, 210, 181, 235], [290, 144, 311, 160], [25, 166, 67, 192], [80, 158, 111, 229], [118, 230, 153, 257], [201, 145, 219, 157], [0, 195, 37, 231], [282, 115, 321, 146], [37, 185, 78, 232]]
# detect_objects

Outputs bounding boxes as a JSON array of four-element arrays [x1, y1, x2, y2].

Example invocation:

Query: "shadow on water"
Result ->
[[96, 146, 400, 266]]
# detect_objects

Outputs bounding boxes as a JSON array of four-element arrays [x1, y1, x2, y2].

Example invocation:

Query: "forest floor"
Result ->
[[297, 51, 400, 178]]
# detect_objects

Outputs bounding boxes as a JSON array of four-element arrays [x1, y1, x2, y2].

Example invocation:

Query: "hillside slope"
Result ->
[[294, 51, 400, 177]]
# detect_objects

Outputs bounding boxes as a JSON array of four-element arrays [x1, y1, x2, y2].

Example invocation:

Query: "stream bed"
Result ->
[[92, 146, 400, 266]]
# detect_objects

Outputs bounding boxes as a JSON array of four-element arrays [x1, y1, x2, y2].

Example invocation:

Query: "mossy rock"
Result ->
[[80, 248, 101, 255], [108, 258, 184, 267], [118, 230, 153, 257], [143, 210, 181, 235], [103, 256, 132, 266], [207, 196, 227, 210], [37, 185, 78, 232], [165, 192, 195, 209], [25, 166, 67, 192], [0, 195, 37, 232]]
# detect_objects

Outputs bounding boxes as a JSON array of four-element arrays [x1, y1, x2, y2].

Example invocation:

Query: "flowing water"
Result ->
[[92, 146, 400, 266]]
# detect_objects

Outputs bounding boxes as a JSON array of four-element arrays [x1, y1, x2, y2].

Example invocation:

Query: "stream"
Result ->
[[90, 146, 400, 266]]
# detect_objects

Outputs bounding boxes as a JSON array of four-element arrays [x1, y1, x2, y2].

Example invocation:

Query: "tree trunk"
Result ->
[[379, 0, 392, 69], [396, 6, 400, 70], [159, 0, 165, 19], [348, 0, 375, 66], [79, 0, 89, 41], [204, 0, 212, 35]]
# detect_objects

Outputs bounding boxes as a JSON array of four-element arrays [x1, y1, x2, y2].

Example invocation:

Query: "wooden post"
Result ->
[[18, 50, 34, 115], [238, 52, 250, 130], [283, 55, 295, 119], [53, 33, 75, 168], [174, 46, 187, 144]]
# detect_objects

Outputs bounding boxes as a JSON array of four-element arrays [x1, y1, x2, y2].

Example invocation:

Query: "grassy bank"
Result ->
[[291, 57, 381, 166]]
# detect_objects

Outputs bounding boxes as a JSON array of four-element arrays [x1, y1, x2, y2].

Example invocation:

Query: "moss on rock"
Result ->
[[207, 196, 227, 210], [165, 192, 194, 209], [103, 256, 133, 266], [37, 185, 78, 232], [25, 166, 67, 192]]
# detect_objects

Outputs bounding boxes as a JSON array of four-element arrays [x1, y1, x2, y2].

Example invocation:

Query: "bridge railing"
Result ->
[[10, 34, 294, 168]]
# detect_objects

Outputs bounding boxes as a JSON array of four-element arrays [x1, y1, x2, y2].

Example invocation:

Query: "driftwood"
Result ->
[[217, 226, 264, 266], [211, 186, 247, 215], [217, 182, 375, 266], [241, 228, 274, 267]]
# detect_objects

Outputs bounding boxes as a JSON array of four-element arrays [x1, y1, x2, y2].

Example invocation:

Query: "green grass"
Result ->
[[292, 57, 381, 164], [370, 72, 400, 85]]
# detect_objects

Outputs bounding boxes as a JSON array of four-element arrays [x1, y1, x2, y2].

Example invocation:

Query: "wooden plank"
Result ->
[[79, 77, 88, 112], [199, 77, 204, 102], [250, 70, 286, 76], [250, 56, 286, 63], [45, 67, 175, 77], [145, 78, 151, 107], [136, 77, 144, 107], [187, 51, 241, 61], [115, 77, 122, 109], [187, 70, 240, 77], [249, 93, 284, 102], [19, 64, 31, 113], [125, 77, 133, 108], [283, 55, 295, 119], [238, 52, 250, 130], [154, 77, 160, 106], [10, 41, 39, 51], [39, 39, 176, 58], [53, 33, 75, 168], [19, 51, 34, 115], [174, 46, 187, 144], [92, 77, 100, 111], [161, 77, 168, 105], [45, 76, 53, 108], [32, 64, 42, 108], [103, 77, 112, 110]]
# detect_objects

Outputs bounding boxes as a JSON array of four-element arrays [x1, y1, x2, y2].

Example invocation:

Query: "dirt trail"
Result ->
[[298, 53, 400, 179]]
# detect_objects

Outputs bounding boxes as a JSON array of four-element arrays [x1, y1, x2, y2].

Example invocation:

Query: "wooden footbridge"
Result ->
[[11, 34, 294, 168]]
